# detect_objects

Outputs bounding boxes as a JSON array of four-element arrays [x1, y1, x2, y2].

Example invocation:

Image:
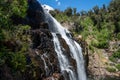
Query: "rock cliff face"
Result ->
[[26, 1, 88, 80], [24, 0, 63, 79], [25, 1, 87, 79], [2, 0, 87, 80]]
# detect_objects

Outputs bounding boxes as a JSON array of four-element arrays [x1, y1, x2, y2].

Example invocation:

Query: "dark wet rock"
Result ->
[[27, 46, 61, 79], [24, 0, 62, 78], [57, 34, 70, 55], [43, 73, 64, 80], [57, 34, 77, 74], [40, 22, 49, 29], [27, 0, 45, 29], [30, 29, 52, 49], [0, 65, 13, 80], [62, 71, 71, 80], [25, 26, 62, 79]]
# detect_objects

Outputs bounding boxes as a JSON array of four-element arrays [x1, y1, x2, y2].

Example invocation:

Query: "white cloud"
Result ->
[[54, 0, 61, 6], [57, 2, 61, 6]]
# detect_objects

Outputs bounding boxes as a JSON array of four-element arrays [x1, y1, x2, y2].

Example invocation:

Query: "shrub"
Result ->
[[91, 39, 98, 47], [89, 45, 94, 53], [11, 52, 26, 71], [112, 49, 120, 58], [97, 40, 109, 48], [117, 33, 120, 40], [10, 0, 28, 17], [115, 64, 120, 71], [106, 67, 116, 72], [109, 49, 120, 62], [109, 56, 116, 62]]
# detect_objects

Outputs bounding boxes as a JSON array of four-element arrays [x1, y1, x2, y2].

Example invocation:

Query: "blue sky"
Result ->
[[38, 0, 111, 12]]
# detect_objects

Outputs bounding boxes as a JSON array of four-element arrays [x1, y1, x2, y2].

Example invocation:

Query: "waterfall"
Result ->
[[37, 3, 87, 79], [52, 33, 76, 80]]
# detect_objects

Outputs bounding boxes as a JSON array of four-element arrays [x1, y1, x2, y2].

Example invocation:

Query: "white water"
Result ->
[[35, 50, 49, 75], [43, 8, 87, 80], [41, 54, 49, 75], [52, 33, 76, 80]]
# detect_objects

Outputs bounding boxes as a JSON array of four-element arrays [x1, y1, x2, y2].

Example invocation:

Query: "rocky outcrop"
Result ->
[[61, 21, 83, 33], [27, 0, 45, 29], [87, 50, 120, 80], [26, 28, 61, 79], [24, 0, 63, 79], [43, 73, 64, 80], [61, 21, 75, 30], [84, 37, 120, 80]]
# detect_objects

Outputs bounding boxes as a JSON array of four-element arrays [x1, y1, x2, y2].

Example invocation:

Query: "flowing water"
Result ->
[[52, 33, 76, 80], [42, 6, 87, 80]]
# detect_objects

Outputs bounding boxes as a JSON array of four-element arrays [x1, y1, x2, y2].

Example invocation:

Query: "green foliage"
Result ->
[[96, 29, 110, 48], [50, 10, 56, 17], [106, 67, 116, 72], [79, 17, 94, 39], [96, 42, 107, 48], [109, 49, 120, 62], [115, 64, 120, 71], [93, 5, 99, 14], [0, 0, 27, 29], [0, 29, 4, 41], [97, 40, 109, 48], [10, 0, 28, 17], [0, 0, 29, 75], [0, 51, 27, 72], [109, 56, 116, 62], [112, 49, 120, 59], [11, 52, 26, 71], [55, 13, 71, 22], [89, 45, 95, 53], [56, 0, 120, 50], [64, 7, 73, 16], [117, 33, 120, 39], [52, 0, 120, 51]]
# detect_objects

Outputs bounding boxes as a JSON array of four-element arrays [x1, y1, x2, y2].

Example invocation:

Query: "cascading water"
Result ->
[[40, 4, 87, 80], [52, 33, 76, 80]]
